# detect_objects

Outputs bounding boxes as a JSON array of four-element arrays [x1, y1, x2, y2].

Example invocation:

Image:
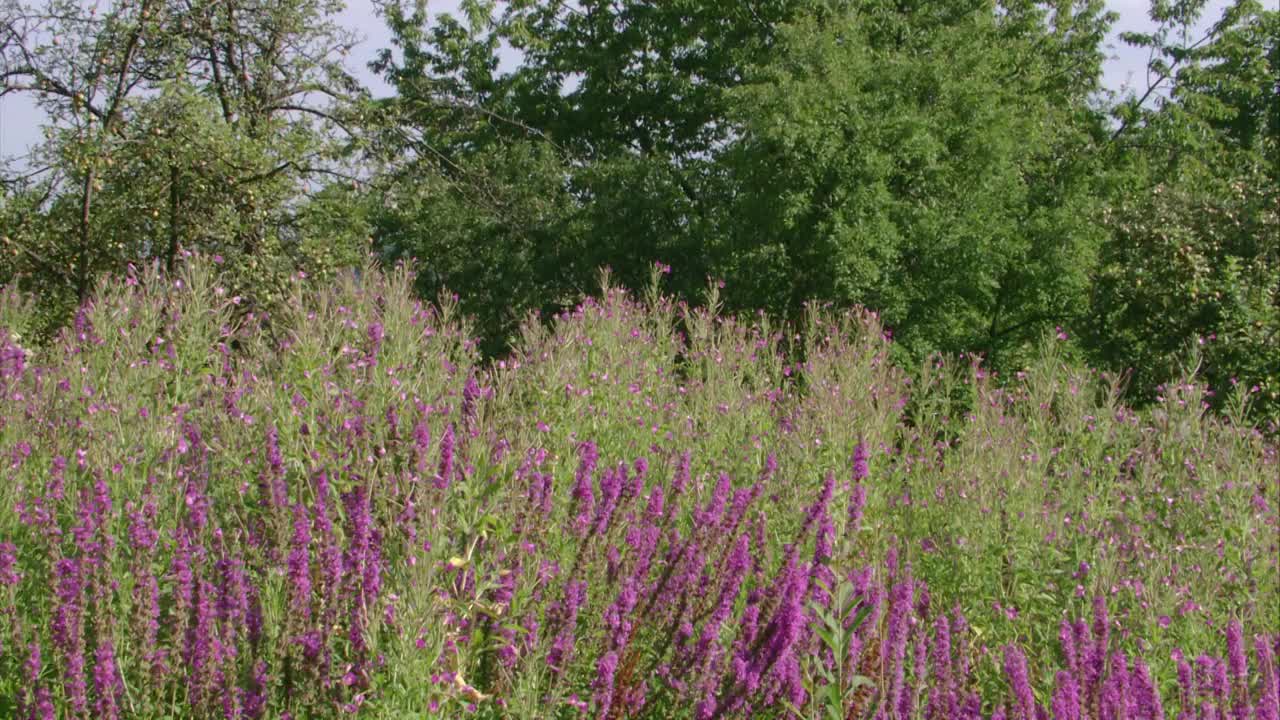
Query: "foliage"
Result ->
[[0, 0, 371, 323], [1088, 0, 1279, 422], [4, 0, 1276, 420], [0, 258, 1275, 718], [369, 0, 1119, 365]]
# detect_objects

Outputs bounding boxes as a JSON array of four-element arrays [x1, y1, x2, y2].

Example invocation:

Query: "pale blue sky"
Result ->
[[0, 0, 1237, 162]]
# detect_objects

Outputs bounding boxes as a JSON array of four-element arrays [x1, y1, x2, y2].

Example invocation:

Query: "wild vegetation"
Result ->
[[3, 0, 1277, 716], [0, 259, 1275, 718]]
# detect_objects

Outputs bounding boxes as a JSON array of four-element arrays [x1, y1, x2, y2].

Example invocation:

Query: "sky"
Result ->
[[0, 0, 1237, 162]]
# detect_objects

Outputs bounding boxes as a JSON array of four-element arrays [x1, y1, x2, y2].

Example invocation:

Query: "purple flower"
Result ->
[[435, 423, 455, 490], [1003, 644, 1037, 720], [0, 334, 26, 379], [749, 557, 807, 694], [801, 473, 835, 539], [127, 499, 159, 552], [461, 375, 482, 436], [672, 451, 691, 499], [1052, 670, 1081, 720], [20, 641, 56, 720], [629, 456, 648, 501], [1099, 651, 1129, 720], [604, 578, 639, 650], [51, 558, 87, 715], [852, 442, 869, 480], [593, 651, 619, 717], [261, 425, 289, 509], [1059, 619, 1078, 677], [1086, 596, 1110, 699], [1132, 658, 1164, 720], [645, 484, 666, 522], [1175, 652, 1194, 713], [847, 478, 867, 538], [694, 535, 750, 669], [926, 615, 955, 719], [1226, 620, 1250, 720], [547, 581, 588, 674], [243, 659, 269, 719], [594, 463, 625, 535], [186, 577, 216, 705], [0, 541, 18, 586], [92, 641, 123, 720], [695, 472, 732, 528], [413, 417, 432, 476], [1255, 635, 1279, 720], [883, 573, 914, 717], [571, 442, 598, 538], [288, 503, 313, 620]]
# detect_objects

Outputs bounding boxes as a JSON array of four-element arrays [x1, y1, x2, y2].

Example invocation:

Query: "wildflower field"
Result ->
[[0, 260, 1276, 719]]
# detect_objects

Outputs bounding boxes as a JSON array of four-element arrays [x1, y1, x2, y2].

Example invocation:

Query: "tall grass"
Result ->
[[0, 258, 1275, 718]]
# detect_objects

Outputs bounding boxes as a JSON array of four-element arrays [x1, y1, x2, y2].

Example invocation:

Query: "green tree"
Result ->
[[718, 0, 1115, 363], [372, 0, 1117, 364], [1087, 0, 1279, 419], [1, 0, 370, 324]]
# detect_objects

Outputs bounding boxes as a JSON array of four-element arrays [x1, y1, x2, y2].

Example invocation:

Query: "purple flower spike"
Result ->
[[0, 541, 18, 586], [288, 503, 313, 621], [435, 423, 455, 490], [571, 442, 598, 538], [1132, 658, 1164, 720], [462, 375, 482, 436], [1256, 634, 1280, 720], [1003, 644, 1037, 720], [593, 651, 619, 718], [927, 615, 955, 719], [852, 442, 869, 481], [92, 641, 124, 720], [413, 417, 432, 476], [1225, 620, 1251, 720], [1051, 670, 1081, 720]]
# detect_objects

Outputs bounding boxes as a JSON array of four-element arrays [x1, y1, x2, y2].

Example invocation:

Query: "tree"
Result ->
[[372, 0, 1117, 363], [1087, 0, 1279, 419], [718, 0, 1115, 362], [1, 0, 369, 323]]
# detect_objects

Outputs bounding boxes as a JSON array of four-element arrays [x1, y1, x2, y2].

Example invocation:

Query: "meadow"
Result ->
[[0, 259, 1276, 719]]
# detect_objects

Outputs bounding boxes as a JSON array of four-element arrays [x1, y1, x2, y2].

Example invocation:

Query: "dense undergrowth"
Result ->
[[0, 259, 1276, 719]]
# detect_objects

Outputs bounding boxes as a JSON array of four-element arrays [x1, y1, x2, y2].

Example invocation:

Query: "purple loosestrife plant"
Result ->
[[1256, 635, 1280, 720], [926, 614, 956, 720], [1226, 620, 1252, 720], [593, 651, 619, 718], [572, 442, 599, 539], [91, 640, 123, 720], [51, 557, 88, 716], [1052, 670, 1082, 720], [1, 261, 1278, 719], [883, 571, 914, 720], [461, 375, 482, 437], [0, 541, 18, 587], [547, 580, 588, 675], [435, 423, 456, 490], [1132, 658, 1165, 720], [594, 463, 625, 536], [693, 534, 751, 675], [288, 503, 313, 621]]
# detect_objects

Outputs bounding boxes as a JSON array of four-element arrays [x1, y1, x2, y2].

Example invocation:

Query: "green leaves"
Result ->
[[1089, 0, 1279, 421], [371, 0, 1118, 366], [791, 576, 878, 720], [1, 0, 368, 316]]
